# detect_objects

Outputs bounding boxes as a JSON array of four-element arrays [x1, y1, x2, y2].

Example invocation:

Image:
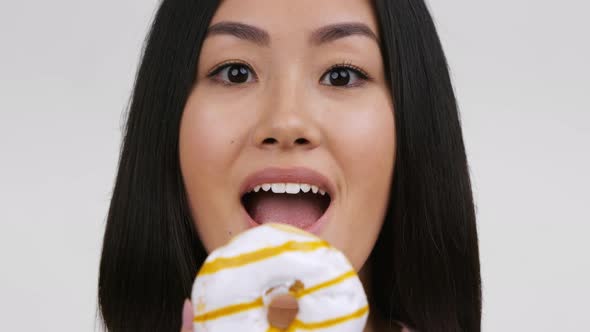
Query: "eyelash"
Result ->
[[206, 60, 371, 88]]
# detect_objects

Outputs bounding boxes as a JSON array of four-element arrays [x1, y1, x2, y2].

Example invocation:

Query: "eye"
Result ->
[[208, 62, 257, 85], [320, 65, 369, 88]]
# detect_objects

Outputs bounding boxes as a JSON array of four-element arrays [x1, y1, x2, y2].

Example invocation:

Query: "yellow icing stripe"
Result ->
[[193, 297, 263, 322], [266, 327, 282, 332], [193, 270, 357, 324], [268, 223, 320, 239], [198, 240, 330, 275], [294, 270, 356, 298], [291, 306, 369, 330]]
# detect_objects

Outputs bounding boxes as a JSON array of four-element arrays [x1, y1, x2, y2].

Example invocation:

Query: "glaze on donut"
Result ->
[[191, 223, 369, 332]]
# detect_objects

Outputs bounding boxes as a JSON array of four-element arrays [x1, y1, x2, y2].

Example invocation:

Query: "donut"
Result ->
[[191, 223, 369, 332]]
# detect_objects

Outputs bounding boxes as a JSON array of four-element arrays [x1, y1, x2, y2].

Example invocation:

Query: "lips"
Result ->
[[239, 167, 335, 234]]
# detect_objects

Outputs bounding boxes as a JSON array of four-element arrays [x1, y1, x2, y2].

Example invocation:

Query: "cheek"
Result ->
[[180, 97, 238, 169], [332, 99, 395, 191], [180, 87, 259, 180], [325, 95, 395, 269], [179, 92, 251, 250]]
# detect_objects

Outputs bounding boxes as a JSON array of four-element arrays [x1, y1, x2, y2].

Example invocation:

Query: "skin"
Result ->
[[178, 0, 396, 330]]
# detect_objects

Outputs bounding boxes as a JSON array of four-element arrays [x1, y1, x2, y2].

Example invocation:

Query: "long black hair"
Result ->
[[98, 0, 481, 331]]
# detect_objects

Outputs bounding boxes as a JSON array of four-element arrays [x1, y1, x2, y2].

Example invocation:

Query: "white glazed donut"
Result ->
[[191, 223, 369, 332]]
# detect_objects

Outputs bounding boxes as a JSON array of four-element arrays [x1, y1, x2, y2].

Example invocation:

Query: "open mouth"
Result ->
[[241, 184, 332, 229]]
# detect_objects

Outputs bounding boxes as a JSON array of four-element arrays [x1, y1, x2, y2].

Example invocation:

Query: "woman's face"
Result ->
[[179, 0, 395, 271]]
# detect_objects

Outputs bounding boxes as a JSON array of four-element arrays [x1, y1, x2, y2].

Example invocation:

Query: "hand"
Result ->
[[181, 299, 194, 332]]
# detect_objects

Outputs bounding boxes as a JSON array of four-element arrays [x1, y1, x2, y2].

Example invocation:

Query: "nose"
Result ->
[[252, 81, 321, 151]]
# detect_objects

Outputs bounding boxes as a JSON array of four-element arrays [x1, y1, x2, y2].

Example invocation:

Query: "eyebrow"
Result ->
[[205, 21, 379, 47], [310, 22, 379, 46]]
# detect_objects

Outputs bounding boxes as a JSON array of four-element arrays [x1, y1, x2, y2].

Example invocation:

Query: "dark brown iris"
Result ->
[[329, 69, 350, 86], [228, 64, 249, 83]]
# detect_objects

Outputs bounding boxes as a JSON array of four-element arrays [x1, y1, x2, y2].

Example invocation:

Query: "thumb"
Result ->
[[181, 299, 194, 332]]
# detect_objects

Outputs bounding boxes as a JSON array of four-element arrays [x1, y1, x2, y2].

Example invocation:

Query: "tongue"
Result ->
[[249, 192, 324, 228]]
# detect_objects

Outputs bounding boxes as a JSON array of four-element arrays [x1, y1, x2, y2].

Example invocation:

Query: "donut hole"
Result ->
[[267, 293, 299, 329]]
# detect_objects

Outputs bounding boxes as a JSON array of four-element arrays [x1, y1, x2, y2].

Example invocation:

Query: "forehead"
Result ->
[[209, 0, 380, 40]]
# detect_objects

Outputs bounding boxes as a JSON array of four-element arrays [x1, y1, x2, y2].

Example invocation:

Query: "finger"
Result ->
[[181, 299, 194, 332]]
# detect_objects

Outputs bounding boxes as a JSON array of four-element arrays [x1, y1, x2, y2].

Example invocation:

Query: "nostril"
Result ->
[[294, 138, 309, 145], [262, 137, 309, 145], [263, 137, 277, 144]]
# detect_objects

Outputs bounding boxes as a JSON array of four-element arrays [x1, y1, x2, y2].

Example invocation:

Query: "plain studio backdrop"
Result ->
[[1, 0, 588, 330]]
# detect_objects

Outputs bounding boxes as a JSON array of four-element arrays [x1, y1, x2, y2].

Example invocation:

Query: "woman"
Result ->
[[98, 0, 482, 331]]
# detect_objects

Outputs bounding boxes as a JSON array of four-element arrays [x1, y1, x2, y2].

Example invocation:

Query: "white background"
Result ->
[[0, 0, 588, 331]]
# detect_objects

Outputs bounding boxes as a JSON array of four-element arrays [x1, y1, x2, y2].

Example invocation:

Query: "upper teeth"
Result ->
[[250, 183, 327, 195]]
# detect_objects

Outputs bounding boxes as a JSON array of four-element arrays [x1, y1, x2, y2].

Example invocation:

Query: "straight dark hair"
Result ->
[[98, 0, 481, 331]]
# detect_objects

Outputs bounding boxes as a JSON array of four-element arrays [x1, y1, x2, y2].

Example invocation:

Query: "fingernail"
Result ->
[[182, 299, 193, 330]]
